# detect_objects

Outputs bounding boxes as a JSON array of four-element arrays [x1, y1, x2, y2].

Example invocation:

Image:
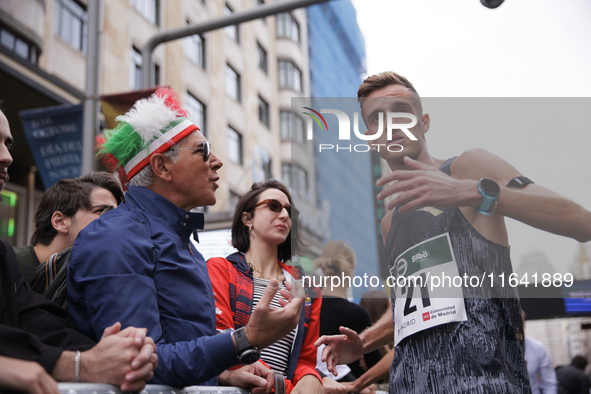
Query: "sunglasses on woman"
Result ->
[[171, 141, 211, 162], [254, 199, 299, 219]]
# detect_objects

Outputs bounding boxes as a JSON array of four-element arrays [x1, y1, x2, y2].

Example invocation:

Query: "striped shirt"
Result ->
[[252, 276, 296, 376]]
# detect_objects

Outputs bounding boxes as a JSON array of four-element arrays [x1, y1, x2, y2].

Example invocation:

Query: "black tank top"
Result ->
[[385, 157, 530, 393]]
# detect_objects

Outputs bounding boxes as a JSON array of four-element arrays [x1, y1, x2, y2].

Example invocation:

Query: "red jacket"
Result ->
[[208, 252, 322, 393]]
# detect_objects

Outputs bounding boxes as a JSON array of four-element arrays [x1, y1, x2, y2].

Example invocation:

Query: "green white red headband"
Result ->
[[96, 88, 199, 181]]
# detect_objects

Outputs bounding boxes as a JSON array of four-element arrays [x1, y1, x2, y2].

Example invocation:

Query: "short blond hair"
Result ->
[[357, 71, 423, 116]]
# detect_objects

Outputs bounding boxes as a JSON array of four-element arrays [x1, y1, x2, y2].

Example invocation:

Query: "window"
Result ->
[[55, 0, 87, 52], [227, 126, 243, 164], [130, 47, 142, 90], [276, 13, 299, 43], [0, 26, 38, 64], [185, 93, 206, 136], [258, 96, 269, 127], [278, 60, 302, 92], [226, 64, 241, 101], [132, 0, 159, 25], [184, 22, 205, 68], [154, 63, 160, 86], [256, 43, 268, 73], [262, 158, 272, 180], [282, 164, 308, 196], [130, 47, 159, 90], [280, 111, 304, 142], [224, 4, 239, 42], [253, 149, 272, 182], [229, 191, 242, 213], [282, 164, 291, 189]]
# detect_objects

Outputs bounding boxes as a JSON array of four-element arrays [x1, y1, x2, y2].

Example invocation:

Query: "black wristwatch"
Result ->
[[476, 178, 500, 216], [233, 327, 260, 365]]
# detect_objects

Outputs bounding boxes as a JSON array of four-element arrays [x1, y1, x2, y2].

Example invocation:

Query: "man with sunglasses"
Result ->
[[15, 172, 123, 285], [67, 89, 305, 389]]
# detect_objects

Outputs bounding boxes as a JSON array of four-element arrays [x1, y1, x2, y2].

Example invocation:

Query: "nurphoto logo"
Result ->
[[302, 107, 418, 154]]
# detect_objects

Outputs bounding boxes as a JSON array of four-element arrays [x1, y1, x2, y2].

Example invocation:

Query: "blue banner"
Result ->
[[19, 104, 83, 189]]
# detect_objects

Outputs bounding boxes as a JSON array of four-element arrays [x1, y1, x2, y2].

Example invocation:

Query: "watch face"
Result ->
[[480, 178, 500, 195], [239, 349, 261, 365]]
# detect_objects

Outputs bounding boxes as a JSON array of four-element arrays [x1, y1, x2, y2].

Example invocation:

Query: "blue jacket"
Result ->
[[67, 186, 238, 387]]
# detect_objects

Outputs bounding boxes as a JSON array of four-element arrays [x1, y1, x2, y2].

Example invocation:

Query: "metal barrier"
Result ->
[[58, 383, 249, 394]]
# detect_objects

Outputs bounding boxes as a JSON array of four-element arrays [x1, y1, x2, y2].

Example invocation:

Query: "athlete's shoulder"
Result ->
[[452, 149, 520, 182], [452, 149, 496, 173]]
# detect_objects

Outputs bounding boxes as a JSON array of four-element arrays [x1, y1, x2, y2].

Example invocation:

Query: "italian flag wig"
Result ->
[[96, 88, 199, 182]]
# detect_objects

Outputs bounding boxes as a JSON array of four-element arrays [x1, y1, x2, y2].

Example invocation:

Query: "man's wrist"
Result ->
[[231, 331, 239, 352], [475, 178, 501, 215], [359, 332, 371, 356], [243, 325, 259, 349], [466, 179, 484, 208], [51, 351, 75, 382], [75, 351, 81, 383], [234, 327, 261, 365]]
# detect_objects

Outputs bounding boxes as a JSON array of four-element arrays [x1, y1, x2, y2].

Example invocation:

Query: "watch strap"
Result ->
[[506, 176, 534, 189], [234, 327, 252, 352], [234, 327, 260, 365], [476, 178, 500, 216]]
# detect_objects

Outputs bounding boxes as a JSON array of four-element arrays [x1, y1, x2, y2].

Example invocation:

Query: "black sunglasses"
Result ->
[[172, 141, 211, 162], [254, 199, 299, 219]]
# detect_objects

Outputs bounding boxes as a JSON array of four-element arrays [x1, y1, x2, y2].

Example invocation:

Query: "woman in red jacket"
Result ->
[[208, 180, 322, 394]]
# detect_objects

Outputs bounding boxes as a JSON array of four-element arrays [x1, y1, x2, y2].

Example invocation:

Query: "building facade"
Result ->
[[306, 1, 380, 296], [0, 0, 323, 258]]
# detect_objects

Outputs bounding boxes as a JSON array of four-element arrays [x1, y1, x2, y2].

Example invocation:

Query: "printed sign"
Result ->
[[391, 233, 467, 345], [19, 104, 83, 189]]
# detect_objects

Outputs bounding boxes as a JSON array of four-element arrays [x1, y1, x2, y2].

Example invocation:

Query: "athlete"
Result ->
[[315, 71, 591, 393]]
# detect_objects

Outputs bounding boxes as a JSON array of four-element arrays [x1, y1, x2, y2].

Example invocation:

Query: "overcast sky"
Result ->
[[349, 0, 591, 275]]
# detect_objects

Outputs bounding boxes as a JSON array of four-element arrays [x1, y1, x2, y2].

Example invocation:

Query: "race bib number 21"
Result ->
[[391, 233, 467, 346]]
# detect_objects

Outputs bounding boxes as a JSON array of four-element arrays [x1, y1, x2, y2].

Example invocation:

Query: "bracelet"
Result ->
[[75, 351, 81, 383]]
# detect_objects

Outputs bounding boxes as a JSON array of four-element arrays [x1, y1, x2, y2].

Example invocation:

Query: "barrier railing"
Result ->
[[58, 383, 249, 394]]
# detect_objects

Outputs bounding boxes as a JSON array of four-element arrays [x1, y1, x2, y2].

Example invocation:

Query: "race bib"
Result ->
[[391, 233, 467, 346]]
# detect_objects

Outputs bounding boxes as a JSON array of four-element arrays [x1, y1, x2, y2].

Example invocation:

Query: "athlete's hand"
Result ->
[[377, 156, 480, 213], [315, 327, 363, 376]]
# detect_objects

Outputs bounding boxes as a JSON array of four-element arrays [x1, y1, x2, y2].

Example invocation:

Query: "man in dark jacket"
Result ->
[[0, 108, 157, 394], [556, 355, 590, 394]]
